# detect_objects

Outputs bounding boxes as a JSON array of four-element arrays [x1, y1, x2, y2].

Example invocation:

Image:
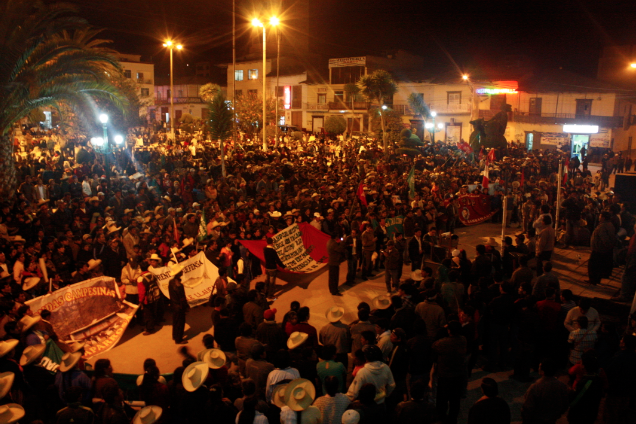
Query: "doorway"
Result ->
[[525, 132, 534, 150], [572, 134, 590, 161], [312, 116, 324, 134]]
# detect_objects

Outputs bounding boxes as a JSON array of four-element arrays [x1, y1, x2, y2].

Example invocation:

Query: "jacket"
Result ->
[[383, 246, 401, 270], [263, 246, 284, 270], [346, 361, 396, 403], [536, 226, 555, 254], [327, 239, 346, 266], [361, 230, 376, 252], [591, 221, 617, 253], [120, 264, 141, 295]]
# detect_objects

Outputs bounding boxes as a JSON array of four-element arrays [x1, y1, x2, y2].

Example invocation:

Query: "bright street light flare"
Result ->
[[430, 111, 437, 117], [114, 135, 124, 144], [425, 123, 433, 129], [631, 63, 636, 69], [437, 123, 444, 129], [176, 44, 183, 50], [462, 74, 469, 80], [252, 18, 263, 27], [91, 137, 104, 146], [99, 113, 108, 124], [163, 40, 172, 47], [270, 16, 280, 26]]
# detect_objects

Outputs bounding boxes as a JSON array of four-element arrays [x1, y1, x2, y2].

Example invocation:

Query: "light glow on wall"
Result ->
[[284, 86, 291, 110], [563, 124, 599, 134], [476, 88, 518, 95]]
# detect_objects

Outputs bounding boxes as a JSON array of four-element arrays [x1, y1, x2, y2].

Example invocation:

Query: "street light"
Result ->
[[252, 16, 279, 151], [270, 16, 281, 143], [163, 40, 183, 138], [462, 74, 469, 81], [114, 135, 124, 145], [631, 63, 636, 69], [430, 111, 437, 143]]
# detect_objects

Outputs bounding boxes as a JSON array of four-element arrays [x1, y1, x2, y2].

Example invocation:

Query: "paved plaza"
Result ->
[[88, 219, 627, 423]]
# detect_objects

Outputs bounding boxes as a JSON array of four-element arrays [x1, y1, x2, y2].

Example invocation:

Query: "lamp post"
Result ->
[[99, 113, 110, 180], [430, 111, 437, 143], [163, 40, 183, 139], [272, 16, 280, 146], [252, 17, 279, 151]]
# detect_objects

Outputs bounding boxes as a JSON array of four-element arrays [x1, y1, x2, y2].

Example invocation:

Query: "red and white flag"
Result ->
[[357, 183, 368, 207]]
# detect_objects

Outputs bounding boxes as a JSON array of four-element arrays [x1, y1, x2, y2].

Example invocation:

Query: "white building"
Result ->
[[118, 53, 154, 117], [148, 76, 213, 122]]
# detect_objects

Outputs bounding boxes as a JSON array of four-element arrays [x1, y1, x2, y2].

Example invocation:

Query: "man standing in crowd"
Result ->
[[327, 234, 346, 296]]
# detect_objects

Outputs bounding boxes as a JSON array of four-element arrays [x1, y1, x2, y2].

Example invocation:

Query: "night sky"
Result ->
[[64, 0, 636, 83]]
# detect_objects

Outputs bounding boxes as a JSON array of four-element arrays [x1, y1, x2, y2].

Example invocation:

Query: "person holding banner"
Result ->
[[263, 237, 284, 299], [168, 266, 189, 344]]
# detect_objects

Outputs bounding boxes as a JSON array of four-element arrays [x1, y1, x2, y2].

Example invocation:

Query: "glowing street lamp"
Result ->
[[631, 63, 636, 69], [252, 16, 280, 151], [163, 40, 183, 138], [462, 74, 469, 81], [114, 135, 124, 145]]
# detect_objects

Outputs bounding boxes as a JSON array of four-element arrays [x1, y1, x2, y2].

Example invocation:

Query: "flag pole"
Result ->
[[501, 193, 507, 244], [555, 158, 562, 229]]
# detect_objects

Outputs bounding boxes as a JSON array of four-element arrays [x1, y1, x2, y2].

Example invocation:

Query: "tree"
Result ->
[[206, 91, 233, 177], [324, 116, 347, 135], [344, 83, 361, 103], [233, 94, 277, 140], [199, 83, 222, 102], [369, 107, 403, 148], [0, 0, 127, 198], [408, 93, 429, 118], [357, 70, 398, 153]]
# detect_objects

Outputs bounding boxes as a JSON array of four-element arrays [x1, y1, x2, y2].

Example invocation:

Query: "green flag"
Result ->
[[407, 166, 415, 199], [197, 208, 208, 242]]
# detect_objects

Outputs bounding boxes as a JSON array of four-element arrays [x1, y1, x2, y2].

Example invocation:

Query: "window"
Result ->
[[235, 89, 243, 97], [247, 89, 258, 97], [317, 93, 327, 104], [292, 86, 302, 109], [575, 99, 593, 118], [334, 91, 344, 102], [447, 91, 461, 104], [248, 69, 258, 80], [141, 88, 150, 97], [330, 66, 365, 84], [529, 98, 542, 116], [136, 72, 144, 81], [235, 70, 244, 81], [124, 70, 131, 79]]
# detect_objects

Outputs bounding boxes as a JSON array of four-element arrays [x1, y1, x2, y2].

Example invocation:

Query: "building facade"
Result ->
[[118, 54, 155, 117]]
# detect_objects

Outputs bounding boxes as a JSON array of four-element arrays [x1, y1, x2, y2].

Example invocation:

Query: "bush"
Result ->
[[324, 115, 346, 135]]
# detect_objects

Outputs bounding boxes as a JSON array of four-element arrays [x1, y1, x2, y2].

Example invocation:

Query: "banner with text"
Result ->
[[150, 252, 222, 308], [239, 223, 329, 273], [26, 277, 138, 360], [457, 194, 498, 226], [386, 216, 404, 239]]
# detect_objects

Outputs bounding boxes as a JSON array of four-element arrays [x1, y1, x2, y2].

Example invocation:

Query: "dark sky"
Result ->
[[65, 0, 636, 83]]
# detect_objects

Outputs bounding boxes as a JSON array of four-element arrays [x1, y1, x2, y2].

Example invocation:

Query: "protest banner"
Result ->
[[26, 277, 138, 360], [385, 215, 404, 239], [456, 194, 498, 226], [239, 223, 329, 273], [149, 252, 222, 308]]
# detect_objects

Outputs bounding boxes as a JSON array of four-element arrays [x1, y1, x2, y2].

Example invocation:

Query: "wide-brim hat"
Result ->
[[325, 306, 345, 323], [203, 348, 227, 369], [486, 237, 499, 247], [19, 345, 45, 367], [149, 254, 162, 262], [182, 361, 209, 392], [22, 277, 40, 291], [372, 294, 391, 310], [59, 352, 82, 373], [0, 404, 24, 424], [0, 341, 18, 359], [410, 270, 424, 281], [87, 259, 102, 271], [10, 236, 26, 244], [287, 332, 308, 350], [272, 383, 289, 408], [269, 211, 282, 218], [68, 341, 86, 353], [284, 378, 316, 411], [0, 373, 14, 400], [19, 315, 41, 333], [133, 406, 163, 424]]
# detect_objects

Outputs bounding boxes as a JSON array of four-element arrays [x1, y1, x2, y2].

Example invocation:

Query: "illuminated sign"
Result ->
[[476, 88, 518, 95], [328, 56, 366, 67], [563, 124, 599, 134], [284, 86, 291, 110]]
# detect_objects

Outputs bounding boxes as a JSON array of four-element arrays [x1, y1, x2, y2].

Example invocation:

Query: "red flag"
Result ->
[[478, 147, 485, 161], [357, 183, 368, 207], [520, 170, 525, 189], [487, 148, 496, 163], [482, 163, 489, 189]]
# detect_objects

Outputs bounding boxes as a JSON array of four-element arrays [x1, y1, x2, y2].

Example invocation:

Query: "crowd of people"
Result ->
[[0, 121, 634, 424]]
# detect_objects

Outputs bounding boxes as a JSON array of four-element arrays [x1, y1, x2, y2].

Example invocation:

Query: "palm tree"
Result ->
[[357, 70, 398, 152], [0, 0, 127, 198], [206, 91, 233, 177]]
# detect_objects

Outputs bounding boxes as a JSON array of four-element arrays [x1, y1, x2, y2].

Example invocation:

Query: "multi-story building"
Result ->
[[118, 53, 154, 117], [148, 76, 212, 122]]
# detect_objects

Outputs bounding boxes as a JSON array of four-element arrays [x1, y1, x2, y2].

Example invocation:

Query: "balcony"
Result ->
[[511, 112, 623, 128], [305, 103, 330, 111], [327, 100, 371, 111], [154, 97, 203, 105], [137, 79, 153, 85], [428, 102, 471, 114]]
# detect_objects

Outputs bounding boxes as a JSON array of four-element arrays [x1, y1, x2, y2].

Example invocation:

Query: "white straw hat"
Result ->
[[203, 349, 227, 369], [19, 345, 45, 367], [133, 406, 163, 424], [325, 306, 345, 323], [0, 404, 24, 424], [182, 361, 209, 392], [0, 373, 14, 400], [286, 332, 309, 350], [284, 378, 316, 411]]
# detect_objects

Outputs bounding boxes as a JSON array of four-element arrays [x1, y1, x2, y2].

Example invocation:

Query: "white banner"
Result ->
[[150, 252, 220, 308], [272, 224, 326, 273]]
